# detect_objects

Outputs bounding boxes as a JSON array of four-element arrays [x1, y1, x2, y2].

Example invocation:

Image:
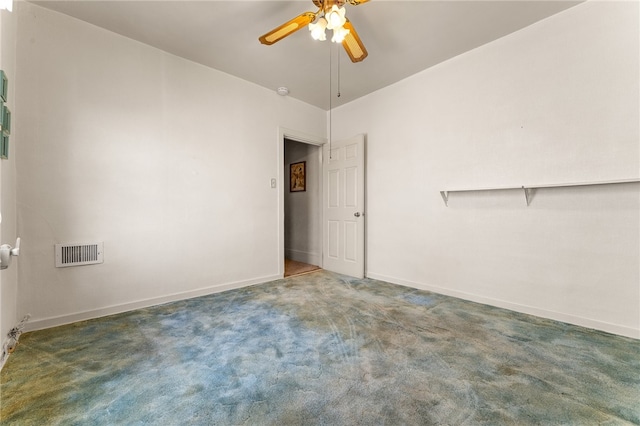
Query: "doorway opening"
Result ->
[[284, 138, 322, 277]]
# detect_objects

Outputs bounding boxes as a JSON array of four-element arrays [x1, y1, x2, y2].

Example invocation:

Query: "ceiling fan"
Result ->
[[259, 0, 369, 63]]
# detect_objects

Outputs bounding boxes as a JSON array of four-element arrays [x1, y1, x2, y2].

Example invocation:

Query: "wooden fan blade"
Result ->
[[259, 12, 316, 45], [342, 20, 368, 62]]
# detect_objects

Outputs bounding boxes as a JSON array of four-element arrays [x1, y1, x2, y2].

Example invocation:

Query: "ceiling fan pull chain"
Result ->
[[337, 48, 341, 98], [329, 42, 333, 159]]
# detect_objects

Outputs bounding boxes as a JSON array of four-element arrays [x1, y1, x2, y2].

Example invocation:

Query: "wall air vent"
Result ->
[[55, 242, 104, 268]]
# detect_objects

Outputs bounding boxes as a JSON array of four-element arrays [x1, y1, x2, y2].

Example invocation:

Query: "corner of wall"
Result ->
[[0, 4, 20, 367]]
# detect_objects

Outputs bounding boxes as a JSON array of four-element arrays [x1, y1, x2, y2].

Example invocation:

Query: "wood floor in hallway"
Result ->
[[284, 258, 320, 277]]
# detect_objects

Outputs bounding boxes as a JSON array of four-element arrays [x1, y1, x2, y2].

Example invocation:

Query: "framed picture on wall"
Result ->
[[0, 70, 7, 102], [2, 105, 10, 135], [290, 161, 306, 192], [1, 134, 9, 160]]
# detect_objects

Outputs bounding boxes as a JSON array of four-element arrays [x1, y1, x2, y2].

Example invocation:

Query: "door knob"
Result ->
[[354, 212, 361, 217], [0, 237, 20, 270]]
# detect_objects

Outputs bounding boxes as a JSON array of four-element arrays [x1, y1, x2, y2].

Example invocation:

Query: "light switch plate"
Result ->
[[270, 178, 277, 188]]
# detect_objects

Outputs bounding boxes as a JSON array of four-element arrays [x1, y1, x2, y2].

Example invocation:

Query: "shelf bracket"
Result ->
[[440, 191, 449, 207], [522, 186, 533, 206]]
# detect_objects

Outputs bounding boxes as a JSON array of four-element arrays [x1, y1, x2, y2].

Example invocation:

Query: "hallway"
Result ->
[[284, 258, 320, 277]]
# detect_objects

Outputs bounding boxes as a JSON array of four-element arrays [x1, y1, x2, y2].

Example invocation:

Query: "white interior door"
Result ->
[[323, 134, 365, 278]]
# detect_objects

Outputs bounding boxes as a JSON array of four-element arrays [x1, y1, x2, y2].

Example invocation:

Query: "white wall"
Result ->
[[284, 139, 321, 266], [15, 3, 325, 331], [11, 1, 640, 339], [333, 1, 640, 338], [0, 3, 19, 365]]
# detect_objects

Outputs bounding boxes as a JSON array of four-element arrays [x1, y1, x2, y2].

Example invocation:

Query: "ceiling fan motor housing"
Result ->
[[313, 0, 346, 10]]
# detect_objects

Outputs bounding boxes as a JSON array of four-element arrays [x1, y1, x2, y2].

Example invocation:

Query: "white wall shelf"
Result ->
[[440, 178, 640, 207]]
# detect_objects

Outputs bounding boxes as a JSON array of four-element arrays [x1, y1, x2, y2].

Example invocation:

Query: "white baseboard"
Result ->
[[24, 274, 281, 333], [21, 271, 640, 340], [285, 249, 321, 267], [366, 272, 639, 340]]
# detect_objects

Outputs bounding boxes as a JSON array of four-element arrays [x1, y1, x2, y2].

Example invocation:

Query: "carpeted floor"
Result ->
[[2, 271, 639, 425]]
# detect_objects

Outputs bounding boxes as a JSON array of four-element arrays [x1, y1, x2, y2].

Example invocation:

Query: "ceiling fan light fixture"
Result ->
[[331, 26, 350, 43], [325, 5, 346, 30], [309, 17, 328, 41], [0, 0, 12, 11]]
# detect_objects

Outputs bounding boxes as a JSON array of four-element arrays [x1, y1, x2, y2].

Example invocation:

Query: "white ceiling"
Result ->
[[32, 0, 582, 110]]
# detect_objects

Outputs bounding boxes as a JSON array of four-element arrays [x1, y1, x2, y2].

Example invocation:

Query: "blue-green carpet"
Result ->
[[2, 271, 639, 424]]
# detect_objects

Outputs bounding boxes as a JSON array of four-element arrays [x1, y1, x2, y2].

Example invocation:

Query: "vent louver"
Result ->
[[55, 242, 104, 267]]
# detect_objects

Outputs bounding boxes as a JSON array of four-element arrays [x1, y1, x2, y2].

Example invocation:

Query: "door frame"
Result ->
[[277, 127, 326, 278]]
